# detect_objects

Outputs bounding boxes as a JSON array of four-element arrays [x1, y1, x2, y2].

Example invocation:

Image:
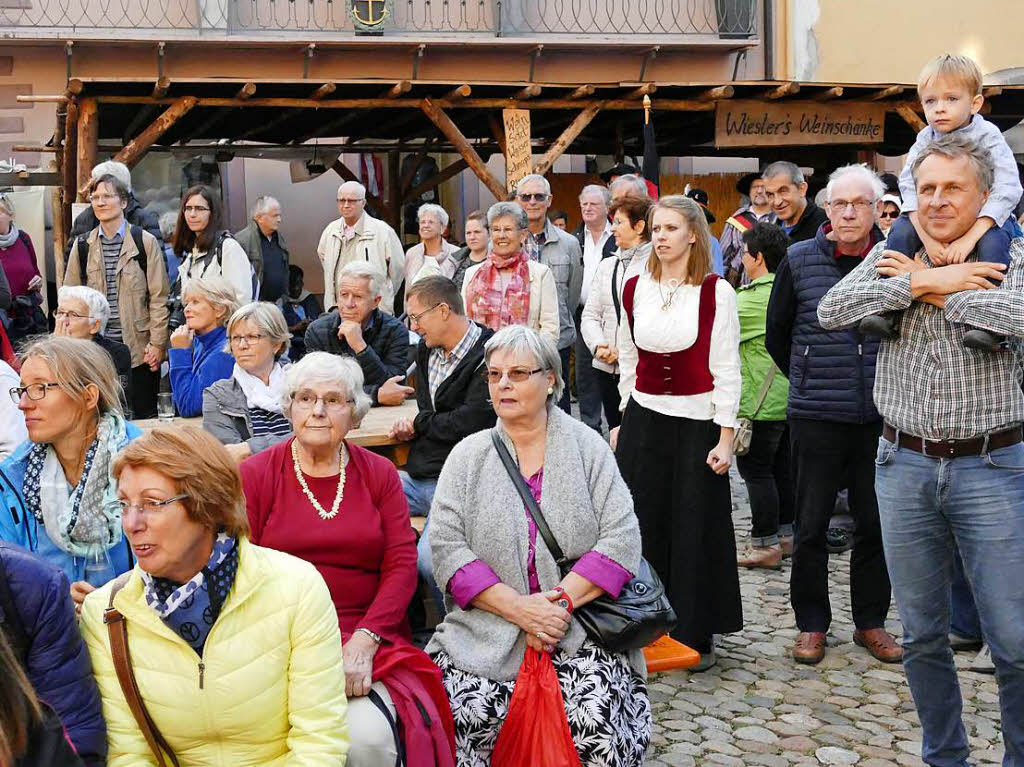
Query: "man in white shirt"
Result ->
[[573, 184, 614, 431], [317, 180, 405, 315]]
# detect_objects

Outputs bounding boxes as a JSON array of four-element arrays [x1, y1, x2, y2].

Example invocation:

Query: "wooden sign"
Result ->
[[715, 100, 886, 148], [503, 108, 532, 193]]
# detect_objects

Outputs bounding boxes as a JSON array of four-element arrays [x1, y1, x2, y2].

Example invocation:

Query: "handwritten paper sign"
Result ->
[[503, 108, 533, 192], [715, 100, 886, 148]]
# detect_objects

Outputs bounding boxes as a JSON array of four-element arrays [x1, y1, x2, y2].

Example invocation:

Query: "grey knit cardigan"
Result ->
[[425, 405, 645, 681]]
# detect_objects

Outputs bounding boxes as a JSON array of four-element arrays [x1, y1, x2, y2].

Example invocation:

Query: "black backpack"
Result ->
[[73, 225, 148, 282]]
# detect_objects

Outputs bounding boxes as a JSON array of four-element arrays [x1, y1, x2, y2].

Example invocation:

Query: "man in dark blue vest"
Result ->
[[765, 164, 898, 666]]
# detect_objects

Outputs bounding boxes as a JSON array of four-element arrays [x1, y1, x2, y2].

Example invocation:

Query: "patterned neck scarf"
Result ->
[[465, 249, 531, 331], [141, 533, 239, 655], [22, 411, 127, 557]]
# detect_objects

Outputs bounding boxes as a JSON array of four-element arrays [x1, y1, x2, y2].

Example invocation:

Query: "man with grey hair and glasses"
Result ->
[[66, 160, 163, 254], [234, 195, 289, 303], [515, 173, 583, 414], [819, 133, 1024, 766], [762, 161, 828, 244]]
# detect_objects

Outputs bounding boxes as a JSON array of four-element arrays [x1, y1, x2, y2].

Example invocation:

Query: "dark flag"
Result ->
[[642, 95, 659, 200]]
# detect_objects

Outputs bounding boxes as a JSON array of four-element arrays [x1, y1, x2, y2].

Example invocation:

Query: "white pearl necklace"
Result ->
[[291, 440, 347, 521]]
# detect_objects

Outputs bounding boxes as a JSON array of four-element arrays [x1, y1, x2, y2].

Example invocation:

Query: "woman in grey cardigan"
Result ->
[[202, 301, 293, 463], [427, 325, 650, 767]]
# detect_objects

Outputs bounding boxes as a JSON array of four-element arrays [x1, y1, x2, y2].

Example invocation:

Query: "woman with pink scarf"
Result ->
[[461, 201, 559, 345]]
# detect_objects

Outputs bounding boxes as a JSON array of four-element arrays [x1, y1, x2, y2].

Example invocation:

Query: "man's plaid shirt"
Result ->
[[817, 237, 1024, 441]]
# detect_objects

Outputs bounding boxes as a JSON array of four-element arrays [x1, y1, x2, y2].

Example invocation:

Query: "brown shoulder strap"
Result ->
[[103, 573, 181, 767]]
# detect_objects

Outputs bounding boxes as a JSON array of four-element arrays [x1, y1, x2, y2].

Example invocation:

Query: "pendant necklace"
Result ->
[[291, 440, 348, 520], [659, 278, 684, 311]]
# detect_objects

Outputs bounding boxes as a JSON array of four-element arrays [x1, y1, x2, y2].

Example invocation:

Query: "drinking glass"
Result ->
[[157, 392, 175, 422]]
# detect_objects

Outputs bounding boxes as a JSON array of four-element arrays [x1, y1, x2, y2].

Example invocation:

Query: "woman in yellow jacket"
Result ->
[[80, 426, 348, 767]]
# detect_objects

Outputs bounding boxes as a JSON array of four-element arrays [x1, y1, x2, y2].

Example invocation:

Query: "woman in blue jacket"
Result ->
[[168, 276, 240, 417], [0, 336, 136, 602], [1, 541, 105, 766]]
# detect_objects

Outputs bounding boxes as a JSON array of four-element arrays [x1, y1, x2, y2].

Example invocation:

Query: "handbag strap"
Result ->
[[103, 573, 181, 767], [749, 364, 778, 419], [490, 430, 570, 571]]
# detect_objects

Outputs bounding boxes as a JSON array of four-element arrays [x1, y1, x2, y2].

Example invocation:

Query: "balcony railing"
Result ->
[[0, 0, 757, 41]]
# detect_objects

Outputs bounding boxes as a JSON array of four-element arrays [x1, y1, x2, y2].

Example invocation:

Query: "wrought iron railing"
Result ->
[[0, 0, 757, 39]]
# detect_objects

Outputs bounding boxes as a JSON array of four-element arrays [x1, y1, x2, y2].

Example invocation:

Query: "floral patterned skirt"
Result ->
[[432, 640, 651, 767]]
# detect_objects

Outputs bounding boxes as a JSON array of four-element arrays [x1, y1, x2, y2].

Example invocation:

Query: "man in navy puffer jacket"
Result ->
[[0, 541, 106, 766], [765, 164, 898, 667]]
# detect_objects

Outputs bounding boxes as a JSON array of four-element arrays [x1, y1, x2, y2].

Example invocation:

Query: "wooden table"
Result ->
[[135, 399, 419, 466]]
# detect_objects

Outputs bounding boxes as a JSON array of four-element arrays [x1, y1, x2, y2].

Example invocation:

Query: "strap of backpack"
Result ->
[[611, 258, 622, 327], [129, 225, 147, 276], [103, 573, 180, 767], [75, 237, 88, 282]]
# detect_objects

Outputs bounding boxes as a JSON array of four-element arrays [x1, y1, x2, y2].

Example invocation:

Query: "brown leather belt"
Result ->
[[882, 423, 1023, 458]]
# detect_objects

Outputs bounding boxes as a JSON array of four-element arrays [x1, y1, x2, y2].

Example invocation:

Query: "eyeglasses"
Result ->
[[88, 193, 120, 204], [291, 391, 354, 412], [183, 205, 211, 214], [486, 367, 545, 384], [829, 200, 874, 213], [54, 309, 92, 321], [517, 193, 548, 203], [407, 303, 443, 324], [879, 211, 900, 219], [229, 333, 267, 347], [9, 382, 60, 404], [337, 198, 365, 205], [118, 494, 189, 516]]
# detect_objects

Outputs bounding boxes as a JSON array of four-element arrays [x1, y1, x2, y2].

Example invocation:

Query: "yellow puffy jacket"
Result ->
[[81, 538, 349, 766]]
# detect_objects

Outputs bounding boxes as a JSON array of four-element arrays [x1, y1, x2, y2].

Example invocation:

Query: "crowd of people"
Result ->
[[0, 51, 1023, 767]]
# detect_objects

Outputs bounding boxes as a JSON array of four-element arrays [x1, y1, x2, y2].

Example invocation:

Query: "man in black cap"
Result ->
[[722, 173, 776, 286], [684, 187, 724, 276]]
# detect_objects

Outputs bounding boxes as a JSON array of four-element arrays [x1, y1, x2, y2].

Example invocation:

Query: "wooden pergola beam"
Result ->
[[444, 84, 472, 101], [870, 85, 905, 100], [63, 79, 84, 99], [696, 85, 734, 101], [762, 82, 800, 100], [514, 84, 542, 100], [567, 84, 595, 100], [895, 103, 926, 132], [331, 159, 384, 212], [234, 82, 257, 100], [76, 98, 98, 202], [812, 86, 844, 101], [109, 96, 198, 174], [488, 113, 507, 157], [384, 80, 412, 99], [533, 104, 602, 176], [310, 82, 337, 100], [59, 98, 79, 279], [151, 77, 171, 99], [399, 137, 438, 196], [405, 158, 470, 202], [624, 83, 657, 100], [983, 86, 1003, 98], [420, 98, 505, 201]]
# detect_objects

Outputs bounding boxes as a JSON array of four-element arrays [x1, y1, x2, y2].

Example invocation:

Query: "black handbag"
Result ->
[[490, 431, 676, 654]]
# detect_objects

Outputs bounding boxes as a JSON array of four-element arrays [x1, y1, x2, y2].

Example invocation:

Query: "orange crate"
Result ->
[[643, 636, 701, 672]]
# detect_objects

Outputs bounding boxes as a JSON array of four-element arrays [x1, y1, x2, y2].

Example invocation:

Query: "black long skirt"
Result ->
[[615, 398, 743, 653]]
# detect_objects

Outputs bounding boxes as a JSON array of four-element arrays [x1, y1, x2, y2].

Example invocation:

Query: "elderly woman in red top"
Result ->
[[239, 351, 454, 767]]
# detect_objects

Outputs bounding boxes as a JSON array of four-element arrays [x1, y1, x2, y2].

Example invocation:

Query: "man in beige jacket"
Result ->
[[317, 180, 405, 315], [63, 173, 169, 418]]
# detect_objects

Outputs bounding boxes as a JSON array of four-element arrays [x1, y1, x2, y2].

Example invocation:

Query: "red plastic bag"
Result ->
[[492, 648, 583, 767]]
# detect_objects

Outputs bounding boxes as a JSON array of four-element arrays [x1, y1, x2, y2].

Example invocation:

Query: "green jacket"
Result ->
[[736, 273, 789, 421]]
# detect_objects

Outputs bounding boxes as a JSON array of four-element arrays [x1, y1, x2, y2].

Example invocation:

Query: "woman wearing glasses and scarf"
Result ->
[[0, 336, 138, 606], [461, 202, 560, 346], [240, 352, 455, 767]]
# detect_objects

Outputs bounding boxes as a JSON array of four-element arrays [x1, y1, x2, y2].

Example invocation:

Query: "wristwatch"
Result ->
[[356, 627, 382, 644]]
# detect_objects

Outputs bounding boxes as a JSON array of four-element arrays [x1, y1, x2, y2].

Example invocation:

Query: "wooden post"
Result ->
[[420, 98, 505, 201], [488, 113, 507, 157], [76, 97, 98, 203], [51, 187, 67, 291], [895, 103, 926, 132], [110, 96, 198, 172], [869, 85, 904, 101], [533, 105, 601, 176]]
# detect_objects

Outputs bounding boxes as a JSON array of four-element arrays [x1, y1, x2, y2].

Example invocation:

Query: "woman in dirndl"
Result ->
[[611, 194, 744, 671]]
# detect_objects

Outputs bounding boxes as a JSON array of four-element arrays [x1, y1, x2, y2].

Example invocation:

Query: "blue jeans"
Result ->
[[399, 472, 444, 614], [874, 437, 1024, 767], [951, 549, 982, 641]]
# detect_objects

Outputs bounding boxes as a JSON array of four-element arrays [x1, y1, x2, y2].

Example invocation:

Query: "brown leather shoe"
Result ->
[[738, 544, 782, 570], [780, 535, 794, 559], [854, 629, 903, 663], [793, 632, 826, 664]]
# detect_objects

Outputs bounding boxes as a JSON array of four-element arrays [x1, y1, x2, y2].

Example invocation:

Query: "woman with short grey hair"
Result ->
[[462, 202, 559, 344], [203, 301, 294, 463], [240, 350, 455, 767], [427, 324, 650, 766], [405, 202, 459, 286]]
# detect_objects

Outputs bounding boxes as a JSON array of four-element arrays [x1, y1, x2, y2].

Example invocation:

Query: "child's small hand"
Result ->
[[943, 237, 974, 264], [926, 243, 948, 266]]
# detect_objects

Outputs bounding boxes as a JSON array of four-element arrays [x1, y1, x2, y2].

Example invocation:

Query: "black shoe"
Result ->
[[963, 329, 1009, 352], [859, 315, 897, 339], [826, 526, 853, 554]]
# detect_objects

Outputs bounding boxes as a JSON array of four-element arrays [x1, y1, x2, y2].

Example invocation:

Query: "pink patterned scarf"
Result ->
[[465, 249, 531, 330]]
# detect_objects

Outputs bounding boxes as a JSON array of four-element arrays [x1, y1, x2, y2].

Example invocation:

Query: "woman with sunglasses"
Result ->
[[240, 352, 455, 766], [172, 185, 253, 306], [877, 193, 903, 235], [461, 201, 559, 345], [0, 336, 138, 605]]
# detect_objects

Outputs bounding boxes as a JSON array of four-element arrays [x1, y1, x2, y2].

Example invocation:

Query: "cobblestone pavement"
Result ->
[[643, 468, 1006, 767]]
